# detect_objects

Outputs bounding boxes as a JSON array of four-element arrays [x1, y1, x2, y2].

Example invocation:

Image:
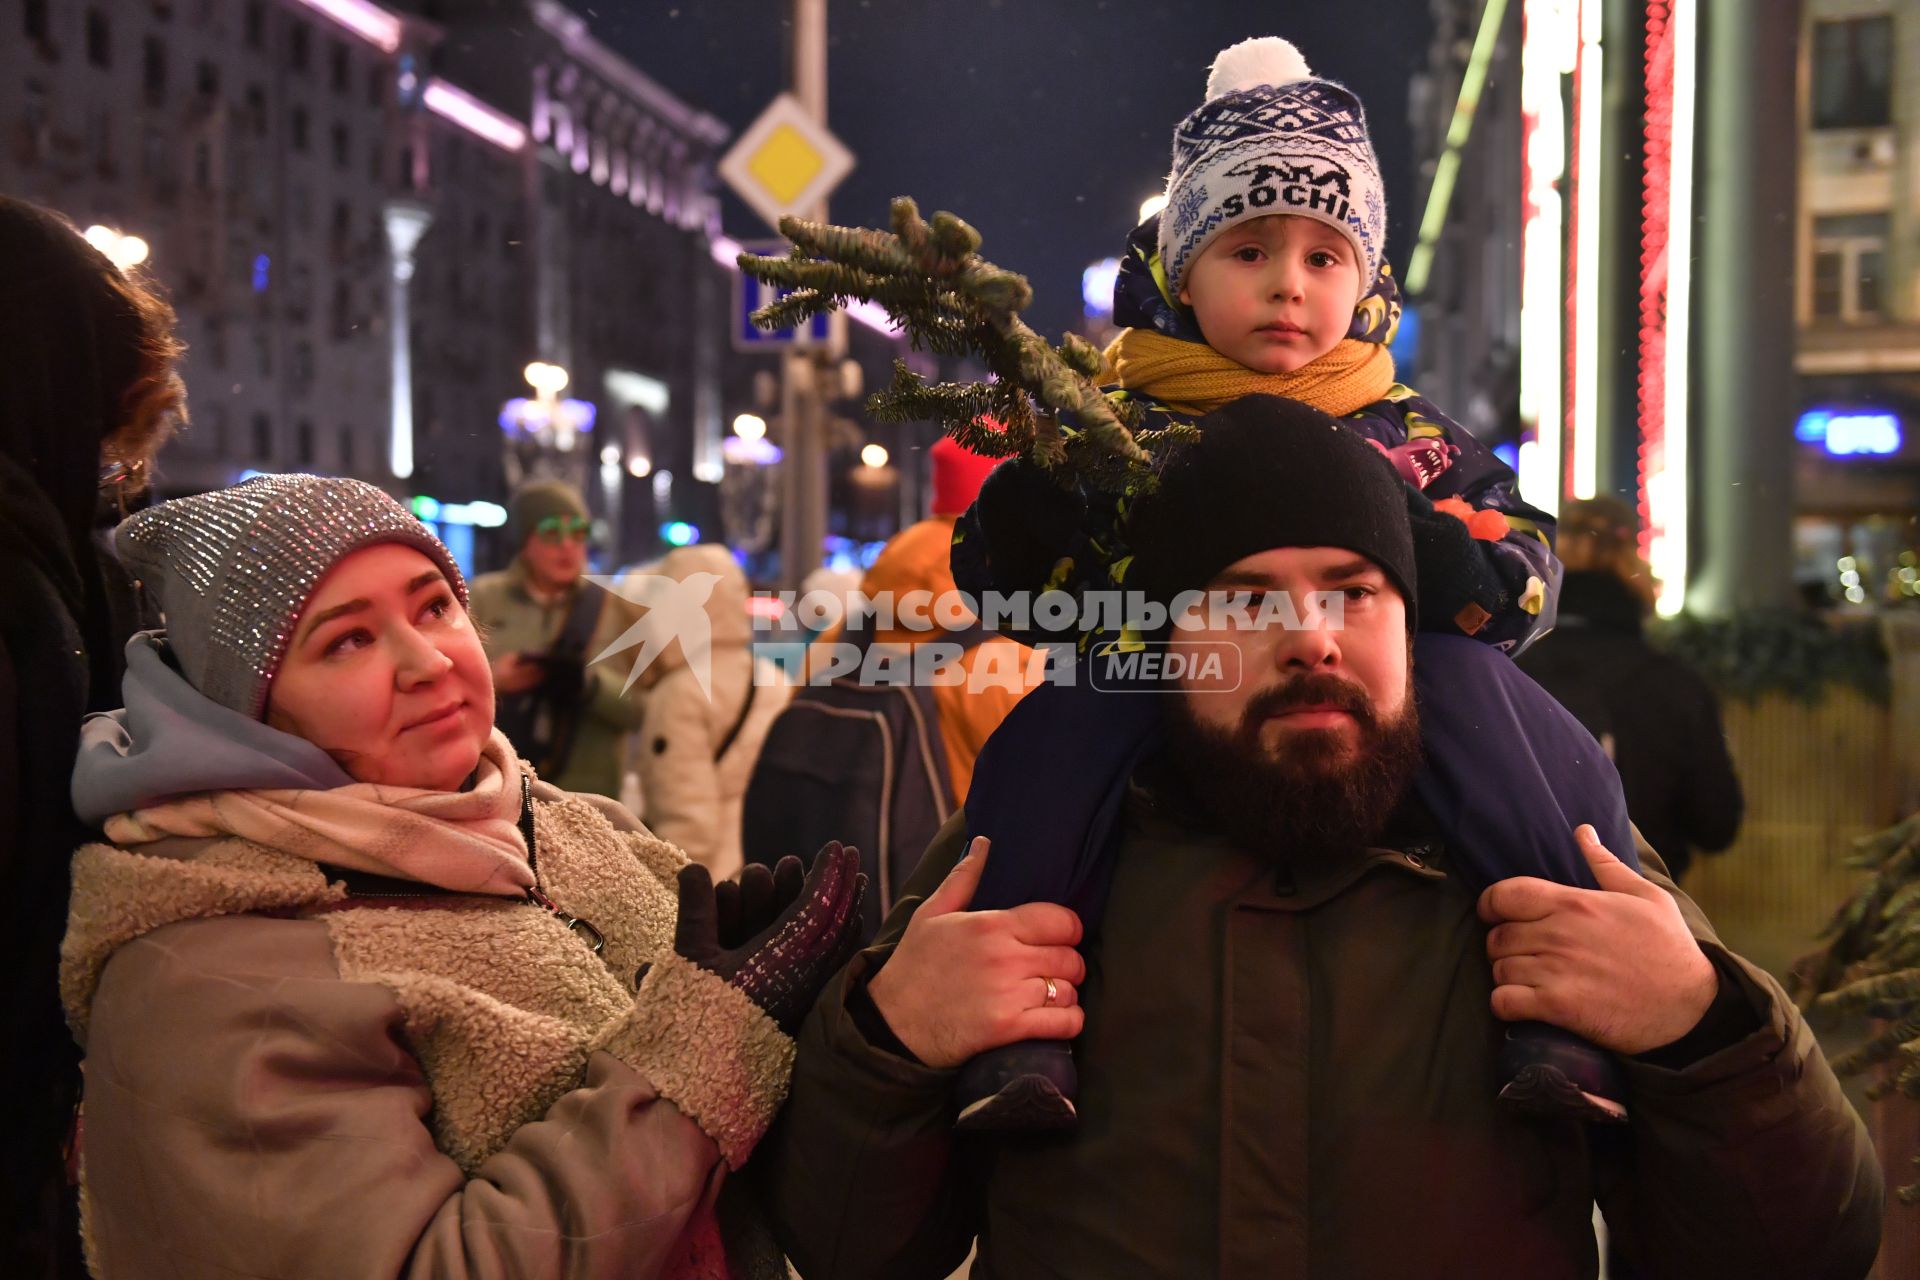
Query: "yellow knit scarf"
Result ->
[[1101, 328, 1396, 418]]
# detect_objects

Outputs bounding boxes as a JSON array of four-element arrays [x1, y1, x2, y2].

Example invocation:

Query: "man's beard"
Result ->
[[1162, 670, 1423, 870]]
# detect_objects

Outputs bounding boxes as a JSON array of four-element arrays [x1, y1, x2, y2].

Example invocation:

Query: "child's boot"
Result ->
[[953, 1040, 1078, 1131], [1497, 1021, 1628, 1123]]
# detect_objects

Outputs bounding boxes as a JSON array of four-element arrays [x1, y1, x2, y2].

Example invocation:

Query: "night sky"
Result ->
[[587, 0, 1433, 339]]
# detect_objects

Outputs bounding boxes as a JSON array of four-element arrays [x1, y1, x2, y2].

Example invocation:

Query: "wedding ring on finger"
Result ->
[[1043, 976, 1059, 1007]]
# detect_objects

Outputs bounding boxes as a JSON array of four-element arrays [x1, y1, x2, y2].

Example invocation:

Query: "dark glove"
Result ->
[[714, 856, 805, 949], [1405, 487, 1514, 637], [970, 458, 1087, 598], [670, 842, 866, 1034]]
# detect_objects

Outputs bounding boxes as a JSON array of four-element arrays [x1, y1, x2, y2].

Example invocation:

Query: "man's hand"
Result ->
[[865, 838, 1087, 1069], [492, 652, 544, 694], [1477, 825, 1719, 1056]]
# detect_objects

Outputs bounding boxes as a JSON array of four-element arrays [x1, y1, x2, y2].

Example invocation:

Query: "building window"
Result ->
[[1812, 17, 1893, 130], [1810, 213, 1889, 322], [369, 63, 386, 108], [245, 84, 267, 135], [251, 412, 272, 460], [290, 106, 309, 152], [330, 40, 350, 94], [244, 1, 264, 51], [143, 36, 168, 104], [296, 420, 315, 465], [331, 279, 353, 338], [193, 140, 211, 189], [196, 60, 218, 98], [289, 22, 310, 74], [339, 427, 355, 471], [86, 8, 112, 67], [331, 122, 350, 169], [24, 0, 49, 42]]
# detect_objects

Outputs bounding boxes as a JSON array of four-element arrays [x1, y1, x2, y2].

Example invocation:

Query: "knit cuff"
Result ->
[[594, 954, 796, 1170]]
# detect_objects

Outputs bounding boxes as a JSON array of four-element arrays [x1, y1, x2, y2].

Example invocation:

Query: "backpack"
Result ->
[[742, 626, 986, 938]]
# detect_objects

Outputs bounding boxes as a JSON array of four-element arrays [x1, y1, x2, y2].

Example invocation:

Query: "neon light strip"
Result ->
[[711, 234, 901, 337], [1636, 5, 1671, 598], [423, 80, 528, 153], [1406, 0, 1511, 295], [290, 0, 403, 54], [1655, 0, 1695, 616], [1516, 0, 1573, 517], [1569, 0, 1603, 499]]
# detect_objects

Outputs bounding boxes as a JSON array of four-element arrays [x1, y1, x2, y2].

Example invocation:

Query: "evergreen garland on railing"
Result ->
[[1652, 610, 1890, 705], [1793, 812, 1920, 1203]]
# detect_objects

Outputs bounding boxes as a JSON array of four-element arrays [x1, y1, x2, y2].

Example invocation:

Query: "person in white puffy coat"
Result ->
[[630, 545, 792, 879]]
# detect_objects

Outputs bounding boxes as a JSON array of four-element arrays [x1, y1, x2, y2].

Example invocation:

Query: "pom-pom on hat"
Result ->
[[1156, 36, 1387, 302], [115, 474, 468, 719]]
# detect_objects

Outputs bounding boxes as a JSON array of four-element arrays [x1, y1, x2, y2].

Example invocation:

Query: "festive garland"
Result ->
[[1793, 812, 1920, 1204], [1652, 611, 1890, 705]]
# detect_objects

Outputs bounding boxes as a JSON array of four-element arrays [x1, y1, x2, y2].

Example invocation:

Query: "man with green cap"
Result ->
[[469, 480, 642, 797]]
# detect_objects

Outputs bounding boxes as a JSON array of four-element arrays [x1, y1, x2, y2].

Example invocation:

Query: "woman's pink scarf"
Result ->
[[104, 730, 537, 897]]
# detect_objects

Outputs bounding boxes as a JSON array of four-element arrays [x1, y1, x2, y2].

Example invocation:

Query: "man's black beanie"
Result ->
[[1124, 394, 1417, 629]]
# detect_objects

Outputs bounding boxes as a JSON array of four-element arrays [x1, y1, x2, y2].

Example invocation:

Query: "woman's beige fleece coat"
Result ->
[[60, 773, 793, 1279]]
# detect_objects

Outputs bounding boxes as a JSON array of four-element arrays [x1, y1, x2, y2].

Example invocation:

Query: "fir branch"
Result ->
[[737, 196, 1150, 481], [1795, 810, 1920, 1200]]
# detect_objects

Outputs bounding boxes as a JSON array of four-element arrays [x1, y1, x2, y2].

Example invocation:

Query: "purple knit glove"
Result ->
[[671, 843, 866, 1034]]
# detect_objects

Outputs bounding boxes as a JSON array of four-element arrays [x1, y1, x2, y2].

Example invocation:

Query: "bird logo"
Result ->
[[585, 572, 726, 701]]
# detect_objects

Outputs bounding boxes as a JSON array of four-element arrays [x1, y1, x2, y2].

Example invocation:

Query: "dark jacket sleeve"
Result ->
[[754, 813, 985, 1280], [1597, 839, 1882, 1280]]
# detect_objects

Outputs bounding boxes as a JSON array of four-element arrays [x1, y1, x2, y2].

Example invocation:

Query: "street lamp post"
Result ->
[[498, 361, 596, 489]]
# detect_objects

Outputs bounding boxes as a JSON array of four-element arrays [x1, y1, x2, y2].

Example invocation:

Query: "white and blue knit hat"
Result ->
[[1157, 37, 1387, 302]]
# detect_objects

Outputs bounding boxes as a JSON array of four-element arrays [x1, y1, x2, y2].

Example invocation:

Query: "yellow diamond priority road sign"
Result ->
[[718, 93, 855, 234]]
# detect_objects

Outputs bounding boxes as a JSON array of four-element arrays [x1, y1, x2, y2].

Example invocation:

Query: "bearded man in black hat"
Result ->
[[752, 396, 1880, 1280]]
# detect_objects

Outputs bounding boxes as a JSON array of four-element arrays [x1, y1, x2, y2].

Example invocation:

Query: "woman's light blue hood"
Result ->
[[72, 631, 353, 825]]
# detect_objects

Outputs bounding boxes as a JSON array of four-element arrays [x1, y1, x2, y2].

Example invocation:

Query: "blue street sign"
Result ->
[[733, 240, 831, 351]]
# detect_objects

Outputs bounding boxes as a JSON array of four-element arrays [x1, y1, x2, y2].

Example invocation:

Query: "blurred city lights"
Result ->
[[661, 521, 699, 546], [524, 361, 571, 397], [1138, 193, 1167, 223], [423, 79, 527, 152], [733, 413, 768, 443], [84, 224, 149, 272], [1082, 258, 1121, 317], [860, 444, 889, 469]]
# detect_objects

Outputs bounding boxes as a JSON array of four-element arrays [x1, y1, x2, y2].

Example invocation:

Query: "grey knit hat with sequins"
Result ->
[[115, 474, 469, 719]]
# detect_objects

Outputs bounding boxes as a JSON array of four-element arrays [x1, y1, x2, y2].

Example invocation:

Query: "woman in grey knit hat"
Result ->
[[62, 473, 864, 1279]]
